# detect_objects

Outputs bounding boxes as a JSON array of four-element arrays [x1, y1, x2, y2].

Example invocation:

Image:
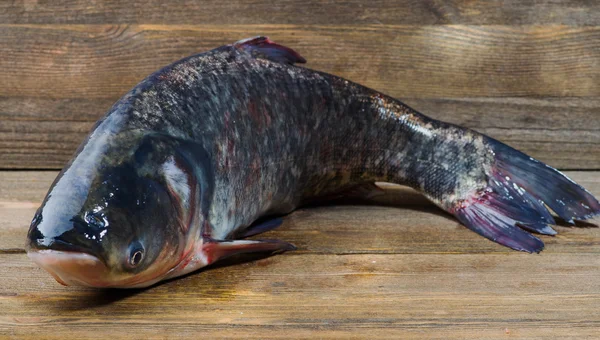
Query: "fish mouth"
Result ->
[[27, 249, 112, 287], [27, 249, 172, 289]]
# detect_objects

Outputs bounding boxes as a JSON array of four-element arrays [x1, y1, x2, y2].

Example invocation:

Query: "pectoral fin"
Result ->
[[203, 238, 296, 265]]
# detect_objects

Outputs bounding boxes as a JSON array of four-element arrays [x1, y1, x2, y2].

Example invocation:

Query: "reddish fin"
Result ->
[[454, 192, 546, 253], [234, 36, 307, 65], [452, 139, 600, 253], [204, 238, 296, 264]]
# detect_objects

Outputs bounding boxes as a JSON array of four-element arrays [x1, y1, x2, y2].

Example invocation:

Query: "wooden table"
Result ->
[[1, 1, 600, 339], [1, 172, 599, 339]]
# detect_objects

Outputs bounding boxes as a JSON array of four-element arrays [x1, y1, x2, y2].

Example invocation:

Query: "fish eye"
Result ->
[[127, 241, 145, 268]]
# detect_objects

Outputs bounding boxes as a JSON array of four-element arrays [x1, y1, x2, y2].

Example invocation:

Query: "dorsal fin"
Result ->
[[233, 36, 307, 65]]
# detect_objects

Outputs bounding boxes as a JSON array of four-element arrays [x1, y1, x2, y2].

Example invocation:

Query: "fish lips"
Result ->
[[27, 249, 112, 287], [26, 214, 113, 287]]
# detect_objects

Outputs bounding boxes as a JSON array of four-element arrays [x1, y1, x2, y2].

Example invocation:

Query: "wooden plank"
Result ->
[[2, 171, 599, 339], [2, 171, 599, 255], [2, 0, 599, 25], [1, 24, 600, 169], [2, 96, 599, 170], [1, 252, 599, 339], [2, 3, 599, 339], [2, 24, 600, 99]]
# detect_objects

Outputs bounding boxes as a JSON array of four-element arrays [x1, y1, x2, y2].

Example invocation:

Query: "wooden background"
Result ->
[[2, 1, 600, 169], [1, 1, 599, 339]]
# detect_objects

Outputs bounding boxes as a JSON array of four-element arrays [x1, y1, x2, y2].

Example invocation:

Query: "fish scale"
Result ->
[[26, 36, 600, 288]]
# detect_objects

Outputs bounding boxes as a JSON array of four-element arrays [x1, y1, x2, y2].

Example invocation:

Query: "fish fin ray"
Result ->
[[234, 36, 307, 65], [204, 238, 296, 264], [452, 139, 600, 252], [454, 200, 546, 253], [492, 141, 600, 224], [516, 222, 557, 236]]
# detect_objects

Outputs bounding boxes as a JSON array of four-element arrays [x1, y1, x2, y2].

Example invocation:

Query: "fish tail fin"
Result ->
[[450, 139, 599, 253]]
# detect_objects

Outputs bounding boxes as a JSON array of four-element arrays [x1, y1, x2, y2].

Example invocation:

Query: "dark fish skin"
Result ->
[[26, 37, 600, 287], [100, 48, 479, 237], [98, 43, 490, 229]]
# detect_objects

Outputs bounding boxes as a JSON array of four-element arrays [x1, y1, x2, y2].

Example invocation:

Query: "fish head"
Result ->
[[27, 133, 194, 288]]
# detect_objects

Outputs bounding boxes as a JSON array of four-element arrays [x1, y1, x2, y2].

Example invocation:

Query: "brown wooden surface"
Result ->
[[1, 171, 600, 339], [2, 2, 600, 339], [3, 25, 598, 99], [1, 3, 600, 169], [3, 0, 600, 25]]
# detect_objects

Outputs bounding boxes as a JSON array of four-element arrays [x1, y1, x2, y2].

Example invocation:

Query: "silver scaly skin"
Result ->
[[26, 37, 600, 288]]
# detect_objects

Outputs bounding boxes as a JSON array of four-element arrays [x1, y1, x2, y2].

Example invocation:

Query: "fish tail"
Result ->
[[445, 137, 600, 252], [357, 95, 598, 252]]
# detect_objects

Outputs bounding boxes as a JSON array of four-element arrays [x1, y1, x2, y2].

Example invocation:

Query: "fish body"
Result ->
[[27, 37, 600, 288]]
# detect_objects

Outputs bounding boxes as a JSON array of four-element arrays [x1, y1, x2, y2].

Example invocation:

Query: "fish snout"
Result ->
[[27, 250, 110, 287], [26, 211, 44, 249], [26, 212, 112, 287], [26, 212, 103, 256]]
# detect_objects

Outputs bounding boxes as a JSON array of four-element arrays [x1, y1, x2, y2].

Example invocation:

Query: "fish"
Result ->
[[26, 36, 600, 288]]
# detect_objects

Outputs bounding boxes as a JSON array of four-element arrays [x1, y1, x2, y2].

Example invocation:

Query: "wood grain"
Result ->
[[1, 248, 600, 338], [2, 171, 599, 254], [1, 24, 600, 169], [1, 170, 599, 339], [2, 24, 600, 99], [2, 0, 600, 25], [3, 2, 600, 339]]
